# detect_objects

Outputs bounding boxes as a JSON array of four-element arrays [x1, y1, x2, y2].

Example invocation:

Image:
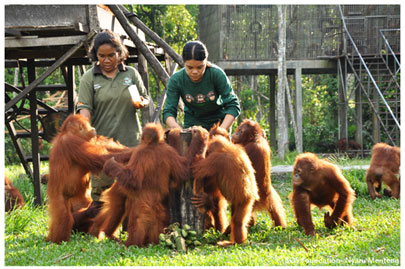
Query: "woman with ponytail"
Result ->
[[163, 41, 240, 131]]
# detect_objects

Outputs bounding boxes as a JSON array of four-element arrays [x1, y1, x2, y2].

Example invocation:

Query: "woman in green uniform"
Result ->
[[163, 41, 240, 131], [77, 29, 149, 203]]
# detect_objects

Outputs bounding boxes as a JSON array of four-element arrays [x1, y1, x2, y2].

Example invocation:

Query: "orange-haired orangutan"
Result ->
[[164, 127, 183, 156], [209, 122, 230, 140], [90, 123, 188, 247], [366, 142, 400, 199], [289, 153, 355, 236], [232, 119, 286, 228], [46, 114, 125, 244], [5, 176, 25, 212], [193, 135, 259, 246]]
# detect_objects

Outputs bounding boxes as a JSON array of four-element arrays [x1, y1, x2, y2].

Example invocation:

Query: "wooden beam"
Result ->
[[5, 29, 22, 36], [217, 60, 337, 75], [5, 31, 96, 112], [87, 5, 101, 32], [5, 35, 88, 48], [5, 47, 89, 61], [118, 5, 184, 68], [5, 121, 34, 180], [108, 5, 170, 87], [5, 83, 58, 113]]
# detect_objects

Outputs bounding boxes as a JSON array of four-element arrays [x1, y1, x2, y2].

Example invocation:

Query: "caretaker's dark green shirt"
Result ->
[[77, 64, 148, 147], [163, 64, 240, 130]]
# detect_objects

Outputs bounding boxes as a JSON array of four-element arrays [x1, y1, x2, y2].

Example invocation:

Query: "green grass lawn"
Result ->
[[4, 162, 400, 266]]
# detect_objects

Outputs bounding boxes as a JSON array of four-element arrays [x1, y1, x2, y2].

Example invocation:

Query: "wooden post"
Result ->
[[338, 59, 348, 141], [355, 84, 363, 148], [236, 76, 243, 125], [295, 67, 303, 153], [61, 65, 76, 114], [27, 59, 42, 206], [169, 130, 205, 233], [269, 74, 276, 149], [67, 65, 76, 113], [372, 86, 380, 143]]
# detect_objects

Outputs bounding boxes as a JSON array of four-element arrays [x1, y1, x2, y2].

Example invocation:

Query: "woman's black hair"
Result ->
[[182, 41, 209, 62], [89, 29, 129, 62]]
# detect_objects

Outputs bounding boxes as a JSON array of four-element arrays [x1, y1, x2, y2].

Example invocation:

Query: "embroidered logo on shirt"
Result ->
[[185, 94, 194, 103], [207, 91, 216, 101], [93, 83, 101, 90], [196, 94, 205, 103], [123, 77, 132, 85]]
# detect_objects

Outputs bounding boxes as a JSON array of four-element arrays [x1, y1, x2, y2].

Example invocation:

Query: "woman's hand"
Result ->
[[219, 114, 235, 130], [133, 96, 149, 109], [79, 108, 91, 120], [166, 116, 182, 129]]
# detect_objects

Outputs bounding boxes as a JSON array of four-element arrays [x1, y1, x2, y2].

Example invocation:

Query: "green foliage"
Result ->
[[5, 198, 43, 234], [343, 169, 369, 197], [239, 87, 257, 118], [301, 75, 339, 152], [5, 164, 49, 205], [131, 5, 198, 54]]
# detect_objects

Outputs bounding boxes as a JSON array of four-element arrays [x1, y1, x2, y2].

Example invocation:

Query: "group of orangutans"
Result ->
[[6, 114, 399, 247]]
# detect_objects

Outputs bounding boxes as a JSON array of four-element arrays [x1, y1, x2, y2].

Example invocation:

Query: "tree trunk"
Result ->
[[168, 130, 205, 233], [138, 50, 154, 125], [232, 76, 243, 125], [253, 76, 262, 122], [269, 75, 277, 149], [285, 75, 300, 152], [295, 67, 303, 153], [151, 62, 179, 123], [277, 5, 289, 160]]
